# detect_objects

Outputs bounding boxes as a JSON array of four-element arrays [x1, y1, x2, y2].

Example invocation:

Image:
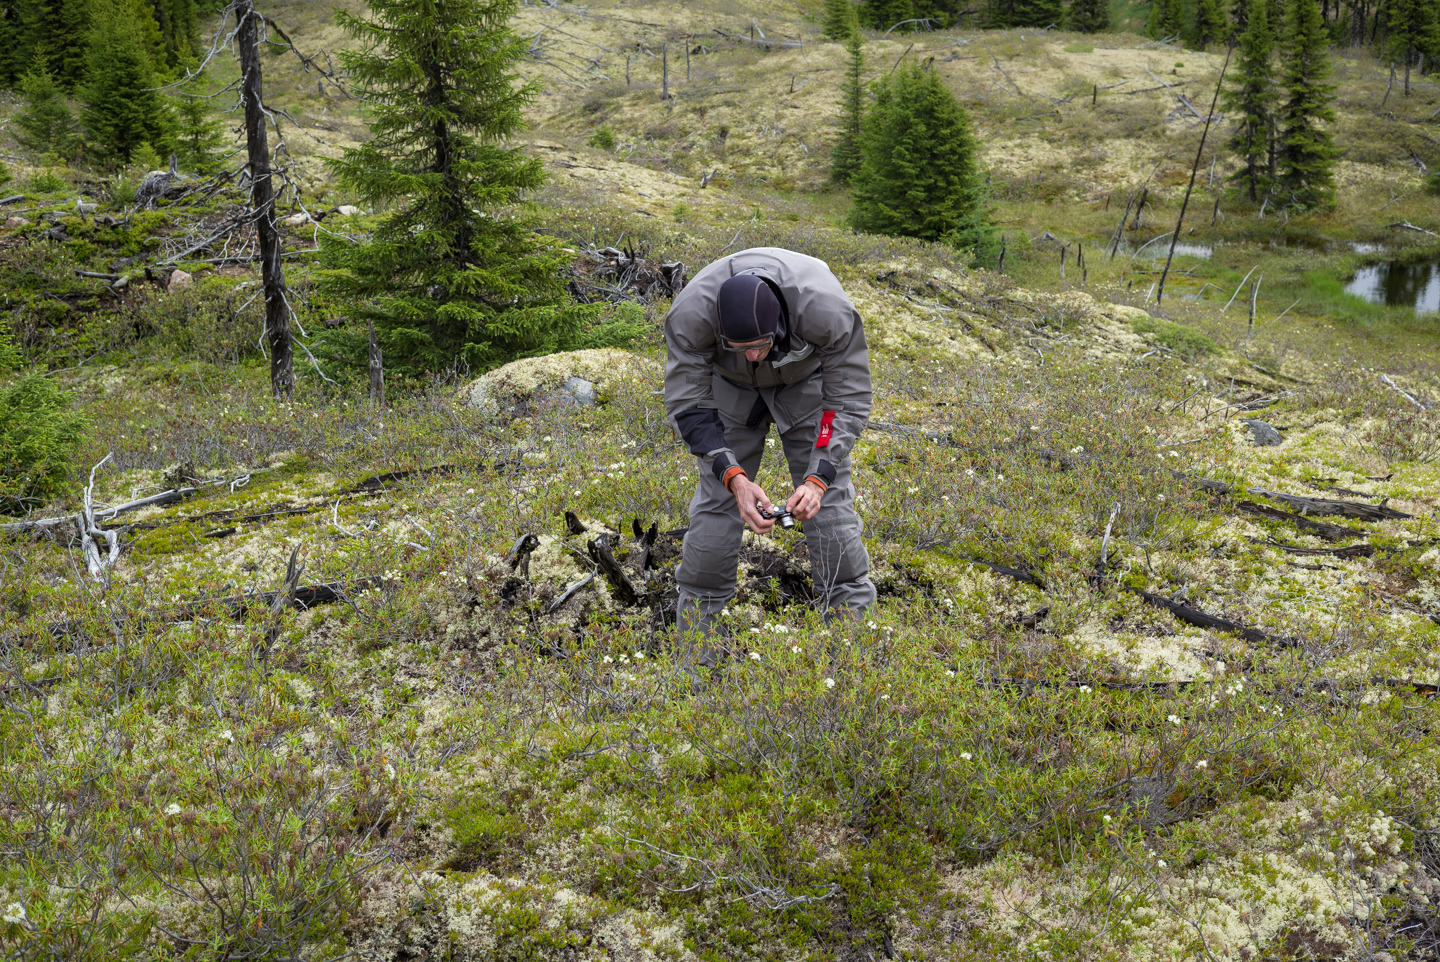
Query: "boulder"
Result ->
[[332, 205, 362, 217], [1242, 419, 1283, 447], [167, 269, 194, 292], [283, 212, 313, 227], [460, 349, 661, 417], [4, 216, 26, 229]]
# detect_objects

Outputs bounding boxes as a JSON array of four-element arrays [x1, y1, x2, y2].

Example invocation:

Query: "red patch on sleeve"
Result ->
[[816, 410, 835, 448]]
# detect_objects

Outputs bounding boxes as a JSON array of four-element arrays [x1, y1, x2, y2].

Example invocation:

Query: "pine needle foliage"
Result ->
[[1384, 0, 1440, 95], [1275, 0, 1337, 209], [848, 61, 991, 256], [985, 0, 1063, 28], [1147, 0, 1184, 38], [172, 73, 229, 174], [320, 0, 601, 376], [1067, 0, 1111, 34], [822, 0, 856, 39], [1192, 0, 1227, 48], [80, 0, 174, 165], [830, 10, 865, 185], [859, 0, 913, 30], [0, 364, 87, 517], [15, 65, 80, 157], [1223, 0, 1276, 202]]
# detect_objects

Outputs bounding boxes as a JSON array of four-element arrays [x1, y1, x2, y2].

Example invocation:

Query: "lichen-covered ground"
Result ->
[[5, 242, 1440, 958], [3, 1, 1440, 959]]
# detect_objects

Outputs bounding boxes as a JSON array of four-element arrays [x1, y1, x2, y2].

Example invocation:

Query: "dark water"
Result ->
[[1345, 260, 1440, 315]]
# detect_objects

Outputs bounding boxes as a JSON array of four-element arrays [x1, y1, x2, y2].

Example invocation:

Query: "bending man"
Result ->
[[664, 247, 876, 641]]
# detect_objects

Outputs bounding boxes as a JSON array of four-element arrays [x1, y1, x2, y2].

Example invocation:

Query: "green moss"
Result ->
[[1129, 315, 1219, 357], [443, 792, 527, 872]]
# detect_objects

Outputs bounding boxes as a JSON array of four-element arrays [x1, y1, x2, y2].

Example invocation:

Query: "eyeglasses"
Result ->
[[720, 334, 774, 354]]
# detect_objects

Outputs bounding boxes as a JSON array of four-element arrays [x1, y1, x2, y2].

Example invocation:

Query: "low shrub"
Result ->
[[0, 369, 87, 515]]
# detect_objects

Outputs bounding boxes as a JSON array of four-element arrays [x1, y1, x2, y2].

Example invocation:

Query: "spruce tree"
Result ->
[[848, 61, 989, 253], [15, 65, 80, 156], [1275, 0, 1338, 208], [823, 0, 856, 39], [80, 0, 174, 164], [831, 8, 865, 185], [319, 0, 600, 376], [1384, 0, 1440, 95], [1147, 0, 1185, 38], [0, 2, 29, 87], [23, 0, 95, 89], [987, 0, 1064, 27], [173, 84, 228, 173], [1193, 0, 1227, 47], [147, 0, 197, 67], [860, 0, 913, 30], [1067, 0, 1111, 33], [1223, 0, 1276, 201]]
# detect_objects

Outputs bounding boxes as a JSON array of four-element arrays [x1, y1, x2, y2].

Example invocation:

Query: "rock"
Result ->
[[1242, 419, 1283, 446], [460, 348, 661, 417], [332, 205, 362, 217], [283, 212, 313, 227], [4, 216, 26, 228], [167, 269, 193, 292], [561, 377, 597, 406]]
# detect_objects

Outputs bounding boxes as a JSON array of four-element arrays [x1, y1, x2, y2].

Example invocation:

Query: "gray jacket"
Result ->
[[664, 248, 872, 489]]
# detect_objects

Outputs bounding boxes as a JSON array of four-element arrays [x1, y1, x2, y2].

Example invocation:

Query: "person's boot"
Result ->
[[676, 602, 732, 670]]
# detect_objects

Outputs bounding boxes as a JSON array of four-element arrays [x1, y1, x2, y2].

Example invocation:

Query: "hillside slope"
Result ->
[[2, 2, 1440, 960]]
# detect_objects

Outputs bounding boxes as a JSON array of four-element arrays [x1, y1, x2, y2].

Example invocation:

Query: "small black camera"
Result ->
[[763, 505, 796, 529]]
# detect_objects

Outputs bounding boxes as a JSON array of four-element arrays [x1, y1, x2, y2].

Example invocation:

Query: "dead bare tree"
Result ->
[[235, 0, 293, 397]]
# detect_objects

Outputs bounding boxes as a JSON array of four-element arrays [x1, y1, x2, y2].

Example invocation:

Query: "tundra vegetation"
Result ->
[[1, 0, 1440, 960]]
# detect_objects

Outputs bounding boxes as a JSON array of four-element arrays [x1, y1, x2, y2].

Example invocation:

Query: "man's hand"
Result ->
[[731, 475, 775, 532], [786, 479, 826, 522]]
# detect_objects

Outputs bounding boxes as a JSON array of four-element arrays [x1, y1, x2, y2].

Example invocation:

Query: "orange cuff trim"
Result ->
[[722, 466, 747, 492], [804, 476, 828, 493]]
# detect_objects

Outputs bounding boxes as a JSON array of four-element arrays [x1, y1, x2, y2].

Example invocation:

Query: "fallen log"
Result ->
[[969, 554, 1296, 646], [1245, 487, 1410, 522], [1234, 500, 1367, 542], [1255, 539, 1376, 559], [1, 487, 199, 536], [1119, 582, 1299, 648], [44, 577, 380, 640]]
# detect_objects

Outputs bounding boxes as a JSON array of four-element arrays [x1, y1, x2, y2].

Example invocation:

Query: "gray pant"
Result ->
[[676, 419, 876, 638]]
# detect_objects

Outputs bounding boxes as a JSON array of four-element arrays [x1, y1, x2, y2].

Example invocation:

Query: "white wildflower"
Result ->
[[1195, 759, 1208, 769], [791, 645, 801, 654], [164, 803, 182, 816], [1078, 685, 1092, 693], [1167, 714, 1182, 725], [1102, 814, 1112, 822], [218, 729, 234, 743], [824, 677, 836, 689], [1157, 859, 1167, 869], [946, 670, 956, 678], [633, 652, 645, 660], [880, 693, 890, 701], [2, 903, 25, 925], [960, 752, 972, 760], [749, 651, 761, 661]]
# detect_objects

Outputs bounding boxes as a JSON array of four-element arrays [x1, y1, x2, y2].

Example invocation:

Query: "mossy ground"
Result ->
[[2, 1, 1440, 959]]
